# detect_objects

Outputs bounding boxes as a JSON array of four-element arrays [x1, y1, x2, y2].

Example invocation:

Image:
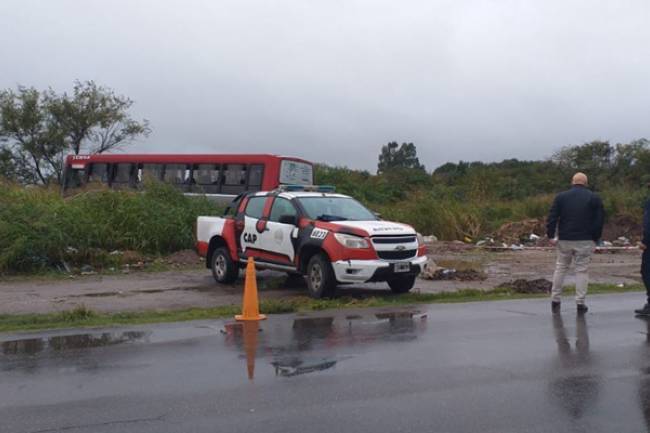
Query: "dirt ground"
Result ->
[[0, 243, 643, 314]]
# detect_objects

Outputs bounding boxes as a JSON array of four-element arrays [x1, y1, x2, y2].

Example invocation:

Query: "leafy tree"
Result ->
[[377, 141, 426, 174], [552, 140, 614, 189], [0, 81, 150, 185], [48, 80, 150, 155], [553, 140, 614, 170], [611, 138, 650, 184], [0, 147, 18, 182], [0, 87, 65, 184]]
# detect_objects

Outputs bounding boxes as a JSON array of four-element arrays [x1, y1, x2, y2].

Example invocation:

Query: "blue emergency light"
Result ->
[[280, 184, 336, 192]]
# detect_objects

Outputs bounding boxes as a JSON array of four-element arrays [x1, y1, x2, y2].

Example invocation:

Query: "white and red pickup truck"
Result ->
[[196, 186, 428, 298]]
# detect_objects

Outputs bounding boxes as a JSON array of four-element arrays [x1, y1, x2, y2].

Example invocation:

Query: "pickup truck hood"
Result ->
[[330, 220, 416, 237]]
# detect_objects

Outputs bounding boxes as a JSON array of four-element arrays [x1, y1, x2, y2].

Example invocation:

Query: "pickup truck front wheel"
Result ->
[[305, 253, 337, 298], [388, 275, 416, 294], [211, 247, 239, 284]]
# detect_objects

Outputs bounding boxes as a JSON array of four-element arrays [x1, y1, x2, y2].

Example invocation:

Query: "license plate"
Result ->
[[394, 262, 410, 273]]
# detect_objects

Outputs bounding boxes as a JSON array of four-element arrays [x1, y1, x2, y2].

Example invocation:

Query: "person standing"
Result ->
[[547, 172, 605, 314], [635, 192, 650, 316]]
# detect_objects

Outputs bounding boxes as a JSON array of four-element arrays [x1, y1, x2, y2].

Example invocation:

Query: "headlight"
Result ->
[[416, 232, 425, 245], [334, 233, 369, 249]]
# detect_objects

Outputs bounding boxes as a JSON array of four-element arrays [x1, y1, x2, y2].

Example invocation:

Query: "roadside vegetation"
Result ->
[[318, 140, 650, 240], [0, 283, 642, 333], [1, 139, 649, 275], [0, 181, 221, 273]]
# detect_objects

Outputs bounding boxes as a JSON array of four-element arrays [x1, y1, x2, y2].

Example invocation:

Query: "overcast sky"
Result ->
[[1, 0, 649, 171]]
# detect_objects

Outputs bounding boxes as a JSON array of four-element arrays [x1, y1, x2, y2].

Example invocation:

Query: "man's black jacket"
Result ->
[[546, 185, 605, 242], [643, 199, 650, 246]]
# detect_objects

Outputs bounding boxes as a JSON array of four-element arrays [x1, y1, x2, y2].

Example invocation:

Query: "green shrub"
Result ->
[[0, 181, 221, 273]]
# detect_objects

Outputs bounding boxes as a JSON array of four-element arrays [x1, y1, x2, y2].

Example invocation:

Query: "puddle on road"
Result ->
[[67, 286, 219, 299], [69, 291, 123, 298], [222, 309, 427, 381], [1, 331, 149, 356]]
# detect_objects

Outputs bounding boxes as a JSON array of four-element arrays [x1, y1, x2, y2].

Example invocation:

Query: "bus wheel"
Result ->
[[387, 275, 416, 294], [211, 247, 239, 284], [305, 253, 336, 298]]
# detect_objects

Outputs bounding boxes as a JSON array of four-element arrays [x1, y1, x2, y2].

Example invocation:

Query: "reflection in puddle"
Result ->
[[637, 318, 650, 430], [272, 358, 337, 377], [548, 314, 600, 420], [2, 331, 149, 356], [375, 311, 418, 320], [223, 310, 425, 381]]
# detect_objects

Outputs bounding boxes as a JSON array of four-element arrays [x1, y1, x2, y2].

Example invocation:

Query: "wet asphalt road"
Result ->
[[3, 293, 650, 433]]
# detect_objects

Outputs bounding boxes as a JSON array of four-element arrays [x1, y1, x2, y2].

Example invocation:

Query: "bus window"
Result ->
[[139, 164, 164, 183], [88, 163, 110, 184], [163, 164, 191, 191], [247, 164, 264, 191], [193, 164, 221, 194], [222, 164, 247, 194], [65, 168, 86, 189], [112, 163, 134, 189]]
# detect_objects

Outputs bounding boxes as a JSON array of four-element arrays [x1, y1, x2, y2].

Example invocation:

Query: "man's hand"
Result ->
[[640, 242, 647, 251]]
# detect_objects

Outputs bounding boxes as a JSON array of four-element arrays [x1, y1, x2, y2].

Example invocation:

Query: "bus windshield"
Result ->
[[280, 160, 313, 185]]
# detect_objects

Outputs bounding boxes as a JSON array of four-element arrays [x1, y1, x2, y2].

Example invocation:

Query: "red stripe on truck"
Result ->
[[196, 241, 209, 257]]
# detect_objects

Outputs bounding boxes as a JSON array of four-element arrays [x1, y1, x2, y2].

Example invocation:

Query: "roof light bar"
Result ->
[[277, 184, 336, 192]]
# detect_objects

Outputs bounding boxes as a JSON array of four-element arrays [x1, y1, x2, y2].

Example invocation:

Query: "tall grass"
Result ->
[[0, 181, 221, 273], [1, 172, 645, 273], [375, 189, 640, 240], [375, 191, 555, 239]]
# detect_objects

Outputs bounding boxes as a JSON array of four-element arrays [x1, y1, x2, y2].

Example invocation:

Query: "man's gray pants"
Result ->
[[551, 240, 595, 305]]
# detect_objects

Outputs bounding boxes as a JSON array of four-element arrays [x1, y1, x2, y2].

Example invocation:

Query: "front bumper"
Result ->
[[331, 255, 428, 283]]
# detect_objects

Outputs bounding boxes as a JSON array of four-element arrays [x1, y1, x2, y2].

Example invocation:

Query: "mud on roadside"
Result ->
[[0, 242, 643, 315]]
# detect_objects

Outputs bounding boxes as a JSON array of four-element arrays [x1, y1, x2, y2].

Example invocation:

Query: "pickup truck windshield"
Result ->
[[297, 197, 378, 221]]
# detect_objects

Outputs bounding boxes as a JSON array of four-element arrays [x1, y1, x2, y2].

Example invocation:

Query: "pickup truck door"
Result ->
[[257, 197, 299, 264], [239, 195, 271, 260]]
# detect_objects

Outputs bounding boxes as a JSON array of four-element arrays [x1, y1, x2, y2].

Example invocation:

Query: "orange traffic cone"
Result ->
[[235, 257, 267, 321], [242, 321, 259, 380]]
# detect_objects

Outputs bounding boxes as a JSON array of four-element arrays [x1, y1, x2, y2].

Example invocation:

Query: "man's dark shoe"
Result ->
[[635, 304, 650, 316], [577, 304, 588, 314], [551, 301, 561, 314]]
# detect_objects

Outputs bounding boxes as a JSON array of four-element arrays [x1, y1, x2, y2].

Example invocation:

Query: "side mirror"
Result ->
[[373, 211, 382, 219], [279, 214, 298, 225]]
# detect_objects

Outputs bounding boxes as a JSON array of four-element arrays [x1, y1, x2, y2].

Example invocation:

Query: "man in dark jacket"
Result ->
[[546, 172, 604, 314], [635, 194, 650, 316]]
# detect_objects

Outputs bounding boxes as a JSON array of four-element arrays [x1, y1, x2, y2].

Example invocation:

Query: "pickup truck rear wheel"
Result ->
[[305, 253, 337, 298], [211, 247, 239, 284], [388, 275, 416, 294]]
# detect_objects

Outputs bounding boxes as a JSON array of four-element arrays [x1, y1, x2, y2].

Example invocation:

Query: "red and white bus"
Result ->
[[62, 154, 314, 198]]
